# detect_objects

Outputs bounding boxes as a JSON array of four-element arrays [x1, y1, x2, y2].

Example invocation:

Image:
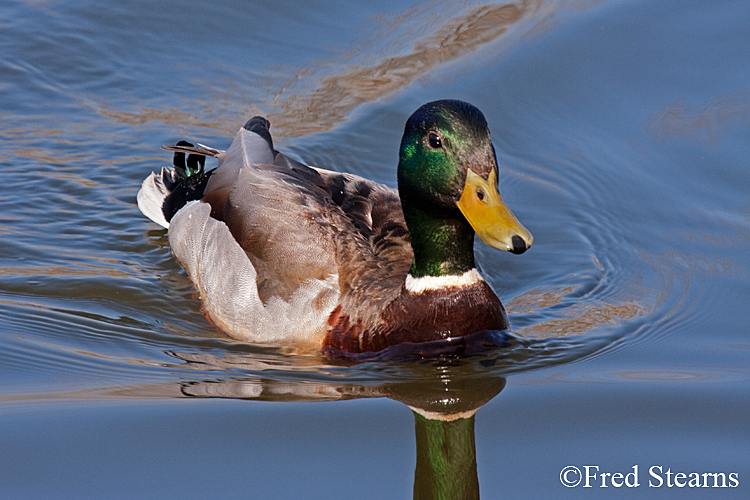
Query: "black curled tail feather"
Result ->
[[160, 141, 214, 223], [172, 140, 206, 178]]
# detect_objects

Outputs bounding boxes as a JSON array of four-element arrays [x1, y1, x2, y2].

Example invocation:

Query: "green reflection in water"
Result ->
[[385, 373, 505, 499], [413, 413, 479, 500]]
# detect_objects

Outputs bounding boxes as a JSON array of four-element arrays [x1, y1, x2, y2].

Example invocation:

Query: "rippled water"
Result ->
[[1, 0, 749, 498]]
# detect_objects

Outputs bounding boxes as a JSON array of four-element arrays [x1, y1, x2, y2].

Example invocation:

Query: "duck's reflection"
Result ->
[[412, 413, 480, 500], [179, 355, 505, 500], [388, 375, 505, 500]]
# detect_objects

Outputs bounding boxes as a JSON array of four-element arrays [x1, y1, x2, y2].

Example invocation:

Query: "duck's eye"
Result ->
[[428, 132, 442, 149]]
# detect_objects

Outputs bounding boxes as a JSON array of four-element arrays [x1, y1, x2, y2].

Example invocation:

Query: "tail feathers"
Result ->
[[137, 167, 175, 229], [137, 165, 214, 229], [139, 140, 219, 229]]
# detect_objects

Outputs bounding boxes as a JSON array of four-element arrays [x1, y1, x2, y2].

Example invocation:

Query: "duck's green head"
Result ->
[[397, 100, 533, 278]]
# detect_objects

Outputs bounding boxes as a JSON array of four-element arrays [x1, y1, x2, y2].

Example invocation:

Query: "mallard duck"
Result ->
[[138, 100, 532, 356]]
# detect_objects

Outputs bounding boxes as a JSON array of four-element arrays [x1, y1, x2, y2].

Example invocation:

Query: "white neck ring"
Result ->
[[404, 268, 484, 294]]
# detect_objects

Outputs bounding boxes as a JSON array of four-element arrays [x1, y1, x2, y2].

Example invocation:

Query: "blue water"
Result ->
[[1, 0, 748, 498]]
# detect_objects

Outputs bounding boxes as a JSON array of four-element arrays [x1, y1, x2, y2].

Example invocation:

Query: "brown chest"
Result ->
[[323, 280, 507, 355]]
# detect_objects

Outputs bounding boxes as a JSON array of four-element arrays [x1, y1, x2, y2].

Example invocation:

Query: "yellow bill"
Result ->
[[457, 168, 533, 254]]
